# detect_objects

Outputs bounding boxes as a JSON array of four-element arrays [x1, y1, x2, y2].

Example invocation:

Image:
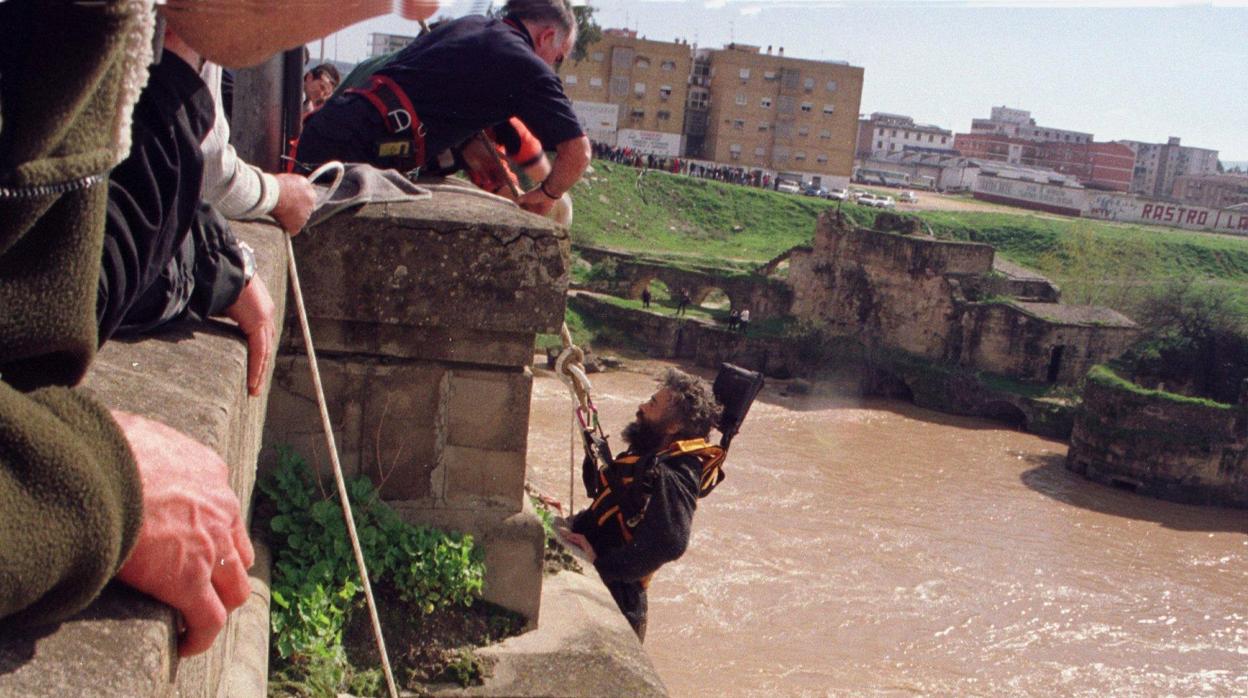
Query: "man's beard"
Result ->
[[621, 416, 665, 455]]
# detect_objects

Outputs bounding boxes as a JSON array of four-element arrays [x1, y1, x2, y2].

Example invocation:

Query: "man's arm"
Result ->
[[517, 136, 590, 216], [161, 1, 439, 68]]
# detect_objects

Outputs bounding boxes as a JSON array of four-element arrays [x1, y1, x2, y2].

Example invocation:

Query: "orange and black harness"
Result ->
[[344, 74, 428, 171], [584, 439, 724, 540]]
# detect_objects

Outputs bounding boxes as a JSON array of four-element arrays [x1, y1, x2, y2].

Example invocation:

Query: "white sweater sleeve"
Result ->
[[199, 63, 281, 220]]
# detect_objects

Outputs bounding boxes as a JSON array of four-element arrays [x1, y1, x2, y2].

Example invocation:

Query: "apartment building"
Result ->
[[855, 112, 955, 159], [970, 106, 1092, 145], [368, 32, 416, 58], [1117, 137, 1220, 199], [701, 43, 864, 186], [953, 133, 1134, 192], [1171, 173, 1248, 210], [561, 29, 693, 155]]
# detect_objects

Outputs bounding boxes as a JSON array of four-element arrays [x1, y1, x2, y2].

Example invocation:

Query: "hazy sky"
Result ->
[[312, 1, 1248, 162]]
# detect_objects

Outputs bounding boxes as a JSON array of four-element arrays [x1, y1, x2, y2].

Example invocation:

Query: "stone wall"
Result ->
[[788, 211, 1137, 386], [789, 213, 994, 360], [576, 245, 793, 321], [1067, 367, 1248, 507], [959, 302, 1139, 384], [263, 193, 569, 623], [0, 221, 285, 698]]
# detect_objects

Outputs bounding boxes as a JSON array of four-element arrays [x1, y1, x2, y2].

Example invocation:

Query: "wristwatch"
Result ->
[[238, 241, 256, 285]]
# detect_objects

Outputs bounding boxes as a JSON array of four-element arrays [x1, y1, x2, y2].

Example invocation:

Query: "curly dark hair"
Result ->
[[660, 368, 722, 440]]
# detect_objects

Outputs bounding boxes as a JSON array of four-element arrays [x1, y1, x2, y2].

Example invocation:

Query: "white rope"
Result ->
[[294, 162, 400, 698]]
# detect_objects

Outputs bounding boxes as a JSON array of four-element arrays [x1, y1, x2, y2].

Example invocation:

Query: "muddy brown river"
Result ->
[[525, 360, 1248, 696]]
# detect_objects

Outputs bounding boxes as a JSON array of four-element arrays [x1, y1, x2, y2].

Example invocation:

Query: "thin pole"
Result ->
[[285, 235, 400, 698]]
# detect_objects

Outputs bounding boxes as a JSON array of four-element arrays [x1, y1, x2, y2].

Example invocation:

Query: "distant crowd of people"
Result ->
[[591, 140, 778, 190]]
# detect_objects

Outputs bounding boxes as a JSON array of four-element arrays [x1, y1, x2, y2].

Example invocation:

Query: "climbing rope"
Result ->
[[552, 322, 601, 511], [292, 162, 401, 698]]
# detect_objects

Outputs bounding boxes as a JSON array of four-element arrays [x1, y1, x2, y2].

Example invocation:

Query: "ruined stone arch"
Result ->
[[626, 274, 659, 300], [691, 285, 736, 310], [981, 400, 1028, 430]]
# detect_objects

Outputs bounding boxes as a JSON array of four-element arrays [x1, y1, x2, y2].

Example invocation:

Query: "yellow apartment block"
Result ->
[[703, 44, 864, 187], [561, 29, 693, 156]]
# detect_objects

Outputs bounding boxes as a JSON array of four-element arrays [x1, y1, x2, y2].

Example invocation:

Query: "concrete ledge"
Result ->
[[433, 571, 667, 697], [0, 221, 286, 697], [391, 498, 546, 626]]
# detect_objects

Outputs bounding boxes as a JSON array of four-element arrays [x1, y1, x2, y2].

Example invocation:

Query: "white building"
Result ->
[[970, 106, 1092, 145], [369, 32, 416, 58], [856, 112, 955, 159], [1116, 137, 1220, 199]]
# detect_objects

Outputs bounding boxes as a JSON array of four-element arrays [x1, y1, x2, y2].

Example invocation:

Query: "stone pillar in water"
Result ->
[[263, 192, 569, 624]]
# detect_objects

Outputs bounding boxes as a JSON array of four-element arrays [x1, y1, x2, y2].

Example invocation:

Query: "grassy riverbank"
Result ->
[[569, 160, 1248, 312]]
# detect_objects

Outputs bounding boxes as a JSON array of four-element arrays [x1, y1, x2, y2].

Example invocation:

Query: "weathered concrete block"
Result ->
[[441, 445, 527, 508], [391, 499, 546, 625], [286, 196, 569, 368], [446, 368, 533, 454]]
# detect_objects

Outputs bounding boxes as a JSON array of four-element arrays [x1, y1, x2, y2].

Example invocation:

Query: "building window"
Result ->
[[564, 74, 578, 85], [801, 102, 813, 112], [941, 136, 947, 144], [826, 80, 838, 92], [803, 77, 815, 91], [661, 60, 676, 71], [928, 134, 933, 142], [735, 93, 747, 106], [876, 140, 883, 149], [739, 67, 751, 80], [795, 151, 807, 161], [636, 57, 650, 69], [592, 51, 605, 62], [763, 70, 777, 80], [658, 110, 671, 120], [589, 77, 603, 87], [816, 154, 828, 164], [630, 108, 645, 119], [774, 146, 790, 162], [758, 121, 770, 132], [754, 146, 766, 157], [634, 82, 647, 97], [891, 129, 897, 137], [761, 97, 772, 108], [733, 119, 745, 130], [821, 130, 832, 140], [798, 126, 810, 137], [729, 143, 742, 159], [610, 76, 629, 97], [823, 104, 835, 115]]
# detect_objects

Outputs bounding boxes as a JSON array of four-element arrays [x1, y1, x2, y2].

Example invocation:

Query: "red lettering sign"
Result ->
[[1197, 211, 1208, 225], [1142, 203, 1153, 218], [1239, 216, 1248, 231]]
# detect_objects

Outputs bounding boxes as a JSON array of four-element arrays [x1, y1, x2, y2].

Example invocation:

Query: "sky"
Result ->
[[311, 1, 1248, 162]]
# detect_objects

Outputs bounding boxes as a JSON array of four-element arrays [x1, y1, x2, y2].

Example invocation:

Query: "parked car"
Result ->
[[899, 191, 918, 203], [802, 185, 829, 198], [827, 188, 849, 201], [848, 189, 869, 201], [857, 194, 880, 207], [877, 195, 896, 209], [776, 180, 801, 194]]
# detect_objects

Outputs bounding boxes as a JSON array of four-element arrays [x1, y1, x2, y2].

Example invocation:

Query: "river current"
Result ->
[[525, 360, 1248, 696]]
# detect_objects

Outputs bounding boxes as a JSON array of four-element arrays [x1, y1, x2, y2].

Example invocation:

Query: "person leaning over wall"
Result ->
[[295, 0, 592, 219], [0, 0, 438, 658]]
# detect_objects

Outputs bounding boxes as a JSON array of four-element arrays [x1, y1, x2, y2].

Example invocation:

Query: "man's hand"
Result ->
[[517, 187, 557, 217], [112, 411, 255, 657], [397, 1, 440, 21], [271, 174, 317, 235], [556, 527, 596, 562], [223, 276, 276, 397]]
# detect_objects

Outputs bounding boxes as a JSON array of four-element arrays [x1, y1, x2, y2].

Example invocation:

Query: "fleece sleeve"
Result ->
[[0, 383, 143, 628]]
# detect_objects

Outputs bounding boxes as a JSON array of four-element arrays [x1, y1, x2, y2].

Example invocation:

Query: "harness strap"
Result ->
[[346, 75, 427, 167]]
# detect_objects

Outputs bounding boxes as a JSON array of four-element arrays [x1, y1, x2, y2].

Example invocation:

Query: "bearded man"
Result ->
[[560, 368, 726, 641]]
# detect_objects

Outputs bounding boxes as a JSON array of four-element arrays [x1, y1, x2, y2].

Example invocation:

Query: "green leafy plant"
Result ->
[[261, 447, 486, 695]]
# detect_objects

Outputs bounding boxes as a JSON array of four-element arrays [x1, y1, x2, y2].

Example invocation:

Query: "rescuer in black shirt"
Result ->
[[296, 0, 591, 218]]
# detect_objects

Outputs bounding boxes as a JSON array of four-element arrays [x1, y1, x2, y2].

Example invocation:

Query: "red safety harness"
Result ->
[[345, 74, 427, 171]]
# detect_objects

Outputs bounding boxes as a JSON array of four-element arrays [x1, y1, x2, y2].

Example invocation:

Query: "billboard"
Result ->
[[615, 129, 683, 157], [972, 175, 1083, 216], [1085, 192, 1248, 235], [571, 101, 619, 145]]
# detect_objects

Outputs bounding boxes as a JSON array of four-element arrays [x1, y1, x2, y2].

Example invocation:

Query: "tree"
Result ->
[[571, 3, 602, 63]]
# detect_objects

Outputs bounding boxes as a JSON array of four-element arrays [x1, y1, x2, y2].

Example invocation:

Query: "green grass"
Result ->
[[1087, 364, 1234, 410], [571, 159, 1248, 315]]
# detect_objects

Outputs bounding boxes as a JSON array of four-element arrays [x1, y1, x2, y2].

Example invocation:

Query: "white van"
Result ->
[[776, 180, 801, 194]]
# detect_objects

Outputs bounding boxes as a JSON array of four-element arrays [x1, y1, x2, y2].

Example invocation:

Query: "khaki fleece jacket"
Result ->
[[0, 0, 153, 627]]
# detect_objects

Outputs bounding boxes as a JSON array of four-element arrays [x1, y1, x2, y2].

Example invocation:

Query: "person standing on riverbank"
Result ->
[[559, 369, 724, 640]]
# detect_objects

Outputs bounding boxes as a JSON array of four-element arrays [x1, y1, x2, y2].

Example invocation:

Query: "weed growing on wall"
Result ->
[[260, 448, 486, 695]]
